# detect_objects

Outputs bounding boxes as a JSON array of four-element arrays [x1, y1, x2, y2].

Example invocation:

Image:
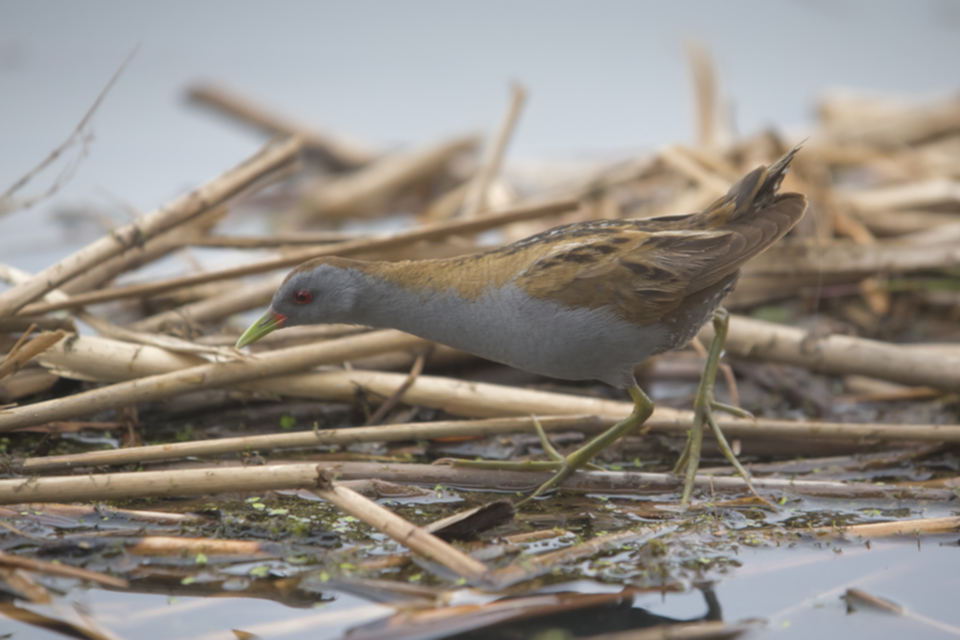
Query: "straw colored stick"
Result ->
[[0, 551, 129, 588], [659, 145, 731, 196], [60, 206, 227, 294], [2, 462, 950, 506], [820, 92, 960, 147], [0, 330, 428, 432], [303, 134, 480, 219], [20, 416, 614, 471], [77, 312, 236, 359], [0, 136, 302, 319], [313, 472, 490, 583], [32, 337, 960, 442], [18, 197, 579, 316], [0, 331, 65, 381], [459, 84, 526, 218], [814, 516, 960, 539], [124, 537, 272, 557], [745, 235, 960, 275], [188, 82, 376, 169], [129, 273, 284, 332], [838, 179, 960, 212], [188, 231, 364, 248], [684, 39, 721, 150], [700, 315, 960, 391]]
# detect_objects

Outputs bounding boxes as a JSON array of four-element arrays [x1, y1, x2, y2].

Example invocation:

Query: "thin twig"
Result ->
[[459, 83, 527, 217], [0, 45, 139, 215], [312, 471, 490, 584], [0, 136, 303, 319]]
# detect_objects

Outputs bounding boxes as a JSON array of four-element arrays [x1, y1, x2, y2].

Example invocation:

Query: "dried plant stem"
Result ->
[[189, 231, 364, 248], [302, 134, 480, 219], [20, 416, 614, 472], [2, 462, 951, 506], [61, 206, 227, 294], [313, 472, 490, 583], [31, 334, 960, 441], [128, 273, 284, 332], [814, 516, 960, 538], [0, 550, 129, 588], [188, 82, 376, 169], [0, 136, 303, 319], [0, 330, 428, 432], [459, 83, 526, 217], [0, 330, 66, 381], [701, 314, 960, 391], [125, 536, 274, 557], [18, 197, 579, 316]]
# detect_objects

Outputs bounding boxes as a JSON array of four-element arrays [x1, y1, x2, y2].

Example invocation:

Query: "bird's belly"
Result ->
[[389, 284, 673, 388]]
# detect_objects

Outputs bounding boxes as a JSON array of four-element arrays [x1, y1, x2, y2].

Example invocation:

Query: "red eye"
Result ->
[[293, 290, 311, 304]]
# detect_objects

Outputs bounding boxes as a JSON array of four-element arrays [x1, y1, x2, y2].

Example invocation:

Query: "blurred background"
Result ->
[[3, 0, 960, 274]]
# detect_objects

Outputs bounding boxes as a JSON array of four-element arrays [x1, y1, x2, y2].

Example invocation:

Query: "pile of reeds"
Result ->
[[1, 45, 959, 638]]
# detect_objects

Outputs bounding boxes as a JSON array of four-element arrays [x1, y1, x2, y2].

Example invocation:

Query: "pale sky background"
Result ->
[[2, 0, 960, 272]]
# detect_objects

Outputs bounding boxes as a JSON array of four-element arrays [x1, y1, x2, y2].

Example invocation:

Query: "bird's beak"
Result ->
[[236, 310, 287, 348]]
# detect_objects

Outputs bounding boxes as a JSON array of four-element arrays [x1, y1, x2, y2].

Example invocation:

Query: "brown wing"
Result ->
[[515, 226, 740, 325], [515, 192, 807, 326]]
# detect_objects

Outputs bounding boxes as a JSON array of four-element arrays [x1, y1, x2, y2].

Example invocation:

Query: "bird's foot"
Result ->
[[673, 308, 772, 508], [449, 387, 655, 507]]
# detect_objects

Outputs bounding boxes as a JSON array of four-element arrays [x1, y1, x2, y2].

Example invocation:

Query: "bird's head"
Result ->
[[235, 259, 362, 348]]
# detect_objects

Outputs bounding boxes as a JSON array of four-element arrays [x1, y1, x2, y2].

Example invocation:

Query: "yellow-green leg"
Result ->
[[453, 384, 655, 506], [673, 308, 767, 505]]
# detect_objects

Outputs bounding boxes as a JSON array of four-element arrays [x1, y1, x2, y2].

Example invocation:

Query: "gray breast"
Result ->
[[360, 280, 673, 388]]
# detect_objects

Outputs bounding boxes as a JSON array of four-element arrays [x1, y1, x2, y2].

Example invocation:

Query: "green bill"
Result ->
[[236, 310, 285, 348]]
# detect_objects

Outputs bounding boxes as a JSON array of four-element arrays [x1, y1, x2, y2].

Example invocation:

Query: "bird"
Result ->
[[237, 147, 807, 505]]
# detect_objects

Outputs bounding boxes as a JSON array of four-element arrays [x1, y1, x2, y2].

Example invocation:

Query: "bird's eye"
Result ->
[[293, 290, 311, 304]]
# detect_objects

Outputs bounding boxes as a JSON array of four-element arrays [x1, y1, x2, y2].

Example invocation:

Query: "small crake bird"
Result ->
[[238, 147, 807, 505]]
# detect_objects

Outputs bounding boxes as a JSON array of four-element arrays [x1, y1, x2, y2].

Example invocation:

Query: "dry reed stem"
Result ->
[[0, 330, 428, 431], [701, 314, 960, 391], [839, 178, 960, 212], [18, 197, 579, 316], [684, 39, 722, 150], [0, 331, 65, 381], [189, 230, 364, 248], [312, 473, 490, 583], [0, 136, 303, 319], [20, 416, 615, 471], [0, 550, 129, 588], [658, 145, 731, 195], [188, 82, 376, 168], [459, 83, 527, 218], [302, 134, 480, 219], [20, 404, 958, 472], [814, 516, 960, 539], [125, 536, 272, 557], [819, 92, 960, 147], [30, 335, 960, 442], [128, 272, 285, 332], [61, 206, 227, 295], [746, 234, 960, 276], [78, 312, 237, 359], [3, 462, 951, 507]]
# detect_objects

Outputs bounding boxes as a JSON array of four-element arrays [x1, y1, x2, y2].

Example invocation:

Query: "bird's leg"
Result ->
[[447, 384, 655, 504], [674, 308, 766, 505], [516, 383, 655, 506]]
